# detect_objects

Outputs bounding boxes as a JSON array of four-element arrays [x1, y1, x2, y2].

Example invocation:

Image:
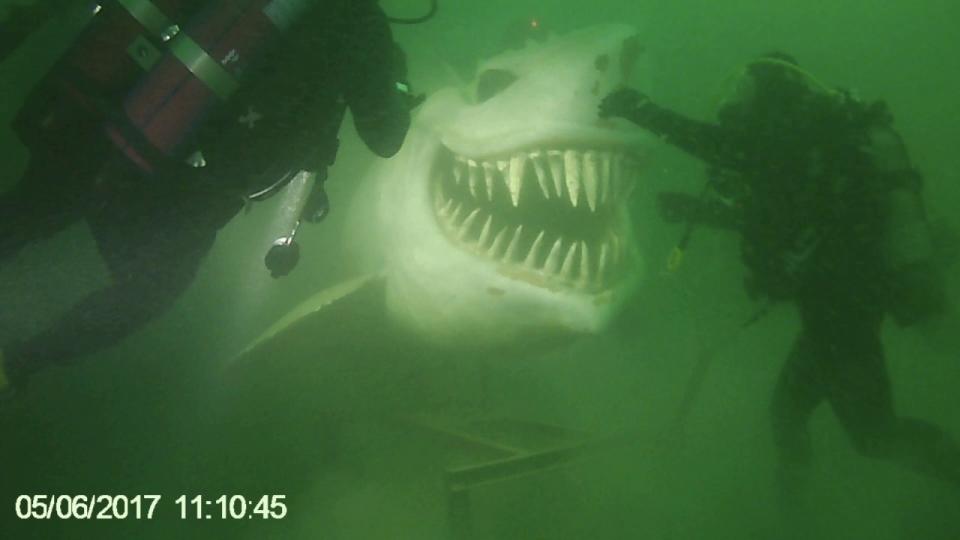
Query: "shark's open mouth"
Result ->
[[432, 146, 641, 293]]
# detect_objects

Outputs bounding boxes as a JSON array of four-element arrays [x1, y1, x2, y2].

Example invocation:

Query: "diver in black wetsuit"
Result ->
[[0, 0, 425, 394], [599, 52, 960, 499]]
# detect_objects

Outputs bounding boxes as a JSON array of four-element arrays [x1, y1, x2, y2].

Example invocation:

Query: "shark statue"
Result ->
[[224, 24, 655, 413]]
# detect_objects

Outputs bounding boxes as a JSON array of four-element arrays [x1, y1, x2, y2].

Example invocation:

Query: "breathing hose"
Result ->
[[385, 0, 438, 25]]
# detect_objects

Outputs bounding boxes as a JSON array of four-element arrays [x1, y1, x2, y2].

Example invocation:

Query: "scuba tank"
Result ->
[[104, 0, 320, 174], [11, 1, 190, 150], [11, 0, 310, 158]]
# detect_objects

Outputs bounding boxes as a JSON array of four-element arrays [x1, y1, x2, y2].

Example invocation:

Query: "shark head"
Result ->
[[358, 24, 653, 350]]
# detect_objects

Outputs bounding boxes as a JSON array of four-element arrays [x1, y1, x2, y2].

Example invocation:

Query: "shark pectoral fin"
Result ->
[[230, 272, 388, 368]]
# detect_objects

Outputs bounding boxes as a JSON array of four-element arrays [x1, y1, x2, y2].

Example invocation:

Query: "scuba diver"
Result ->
[[0, 0, 436, 395], [599, 53, 960, 504]]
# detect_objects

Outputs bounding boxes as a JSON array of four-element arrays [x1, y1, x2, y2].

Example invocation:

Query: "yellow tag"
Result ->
[[666, 246, 685, 273]]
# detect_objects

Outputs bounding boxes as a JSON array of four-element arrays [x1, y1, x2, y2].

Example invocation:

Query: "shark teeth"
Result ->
[[547, 150, 565, 199], [477, 214, 494, 247], [488, 226, 509, 259], [458, 208, 481, 241], [433, 202, 630, 290], [468, 163, 482, 199], [451, 148, 639, 212], [438, 148, 640, 291], [508, 154, 527, 207], [530, 151, 551, 199], [564, 150, 581, 208], [559, 242, 579, 279], [505, 225, 525, 262], [583, 151, 600, 212], [544, 237, 564, 275], [482, 162, 497, 202], [523, 230, 546, 269]]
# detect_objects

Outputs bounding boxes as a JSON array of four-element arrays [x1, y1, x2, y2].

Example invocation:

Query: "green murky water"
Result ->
[[2, 1, 958, 538]]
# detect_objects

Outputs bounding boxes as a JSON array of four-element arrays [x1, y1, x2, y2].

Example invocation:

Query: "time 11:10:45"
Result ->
[[175, 495, 288, 520]]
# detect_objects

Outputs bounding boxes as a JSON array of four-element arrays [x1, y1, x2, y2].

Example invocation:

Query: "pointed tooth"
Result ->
[[564, 150, 581, 207], [478, 214, 494, 247], [598, 242, 610, 285], [579, 241, 591, 286], [482, 162, 498, 201], [450, 202, 464, 225], [467, 159, 480, 185], [439, 197, 455, 217], [547, 150, 565, 197], [600, 152, 613, 206], [530, 151, 551, 198], [583, 151, 600, 212], [544, 237, 564, 275], [621, 158, 637, 199], [454, 161, 465, 185], [560, 242, 579, 279], [505, 225, 524, 262], [488, 227, 509, 258], [523, 230, 546, 269], [508, 154, 526, 207], [458, 208, 480, 241], [468, 167, 482, 199]]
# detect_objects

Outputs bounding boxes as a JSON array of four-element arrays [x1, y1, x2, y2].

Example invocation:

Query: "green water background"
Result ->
[[1, 0, 958, 538]]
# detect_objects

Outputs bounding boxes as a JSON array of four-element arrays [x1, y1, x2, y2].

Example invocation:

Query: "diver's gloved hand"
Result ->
[[599, 87, 651, 119]]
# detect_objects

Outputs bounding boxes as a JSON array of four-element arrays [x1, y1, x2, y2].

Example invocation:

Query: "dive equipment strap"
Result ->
[[116, 0, 173, 38], [167, 33, 239, 100], [115, 0, 240, 99]]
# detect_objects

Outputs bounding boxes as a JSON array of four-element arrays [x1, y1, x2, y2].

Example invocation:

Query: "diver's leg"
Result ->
[[809, 297, 960, 489], [772, 333, 826, 468], [5, 179, 243, 386], [0, 152, 97, 262], [770, 331, 826, 525]]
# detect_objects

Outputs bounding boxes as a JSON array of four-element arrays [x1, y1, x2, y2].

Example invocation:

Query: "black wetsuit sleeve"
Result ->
[[624, 102, 739, 168], [340, 0, 412, 158]]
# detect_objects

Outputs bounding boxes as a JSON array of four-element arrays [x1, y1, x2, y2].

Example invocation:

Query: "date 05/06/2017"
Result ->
[[15, 494, 288, 521]]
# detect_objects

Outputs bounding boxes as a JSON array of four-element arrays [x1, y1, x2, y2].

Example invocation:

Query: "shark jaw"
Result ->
[[371, 24, 650, 351], [432, 145, 642, 295]]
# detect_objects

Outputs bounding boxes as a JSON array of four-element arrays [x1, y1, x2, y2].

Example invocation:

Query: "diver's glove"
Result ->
[[599, 88, 651, 119]]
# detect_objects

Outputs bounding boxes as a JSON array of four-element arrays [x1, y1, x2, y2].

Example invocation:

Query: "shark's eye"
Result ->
[[475, 69, 518, 103]]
